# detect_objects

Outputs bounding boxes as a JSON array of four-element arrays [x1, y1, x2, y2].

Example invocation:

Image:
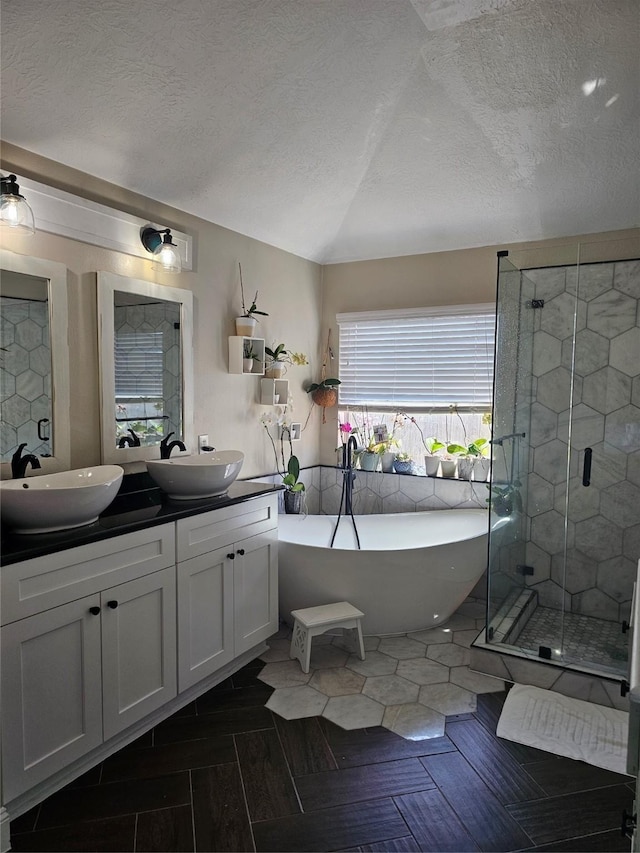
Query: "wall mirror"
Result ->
[[97, 272, 194, 465], [0, 249, 70, 473]]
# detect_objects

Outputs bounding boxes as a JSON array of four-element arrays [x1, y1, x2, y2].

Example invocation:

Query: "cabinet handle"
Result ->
[[227, 552, 235, 560], [237, 548, 245, 556], [107, 600, 119, 609], [89, 606, 101, 616]]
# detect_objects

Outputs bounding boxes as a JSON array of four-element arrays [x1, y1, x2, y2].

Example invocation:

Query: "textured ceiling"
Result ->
[[2, 0, 639, 263]]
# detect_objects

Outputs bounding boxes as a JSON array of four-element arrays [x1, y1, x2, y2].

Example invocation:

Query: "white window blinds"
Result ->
[[337, 304, 495, 408], [114, 330, 164, 397]]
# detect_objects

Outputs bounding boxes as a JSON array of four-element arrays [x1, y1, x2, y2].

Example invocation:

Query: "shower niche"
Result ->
[[483, 240, 640, 683]]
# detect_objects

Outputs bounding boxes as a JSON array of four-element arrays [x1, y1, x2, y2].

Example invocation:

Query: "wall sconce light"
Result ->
[[0, 174, 36, 235], [140, 226, 182, 274]]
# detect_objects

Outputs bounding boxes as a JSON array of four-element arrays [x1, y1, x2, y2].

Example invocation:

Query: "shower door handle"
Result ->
[[582, 448, 592, 487]]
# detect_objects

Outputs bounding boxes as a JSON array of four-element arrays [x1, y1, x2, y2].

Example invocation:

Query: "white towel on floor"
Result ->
[[496, 683, 631, 775]]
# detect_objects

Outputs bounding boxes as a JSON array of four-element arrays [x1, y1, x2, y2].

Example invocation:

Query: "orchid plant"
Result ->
[[239, 262, 268, 320], [264, 343, 308, 367], [260, 408, 304, 494]]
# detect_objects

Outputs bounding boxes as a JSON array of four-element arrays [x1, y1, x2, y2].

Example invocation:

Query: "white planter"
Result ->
[[473, 457, 491, 481], [242, 357, 254, 373], [381, 452, 395, 473], [440, 459, 457, 478], [457, 458, 474, 480], [265, 362, 286, 379], [359, 451, 379, 472], [424, 455, 440, 477], [235, 316, 257, 336]]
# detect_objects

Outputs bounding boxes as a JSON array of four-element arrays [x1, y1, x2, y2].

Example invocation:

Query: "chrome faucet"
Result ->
[[11, 443, 42, 479], [160, 432, 186, 459]]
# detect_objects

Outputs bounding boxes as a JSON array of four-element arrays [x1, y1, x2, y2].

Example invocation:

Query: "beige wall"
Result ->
[[1, 142, 323, 478], [2, 142, 639, 475]]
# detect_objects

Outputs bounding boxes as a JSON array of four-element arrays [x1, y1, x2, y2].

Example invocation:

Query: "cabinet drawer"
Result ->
[[1, 523, 176, 625], [176, 495, 278, 562]]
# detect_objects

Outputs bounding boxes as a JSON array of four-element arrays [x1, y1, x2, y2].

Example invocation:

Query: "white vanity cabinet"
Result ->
[[0, 525, 177, 802], [176, 494, 278, 691], [0, 491, 279, 844]]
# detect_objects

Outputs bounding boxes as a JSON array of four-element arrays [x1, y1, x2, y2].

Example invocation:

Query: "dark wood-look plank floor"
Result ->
[[9, 661, 634, 852]]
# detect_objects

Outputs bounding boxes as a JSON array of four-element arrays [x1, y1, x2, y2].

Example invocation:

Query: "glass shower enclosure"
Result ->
[[486, 239, 640, 678]]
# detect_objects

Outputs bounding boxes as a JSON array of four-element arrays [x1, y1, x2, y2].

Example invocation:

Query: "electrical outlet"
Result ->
[[198, 434, 209, 453]]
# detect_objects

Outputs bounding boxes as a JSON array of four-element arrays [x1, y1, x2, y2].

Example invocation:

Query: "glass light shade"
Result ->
[[0, 188, 35, 235], [154, 234, 182, 274]]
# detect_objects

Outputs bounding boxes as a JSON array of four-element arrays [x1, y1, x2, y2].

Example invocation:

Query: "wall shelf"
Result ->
[[228, 336, 265, 375], [280, 422, 301, 441], [260, 378, 288, 405]]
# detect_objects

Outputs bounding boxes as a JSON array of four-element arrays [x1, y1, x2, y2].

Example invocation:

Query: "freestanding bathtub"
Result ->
[[278, 509, 488, 635]]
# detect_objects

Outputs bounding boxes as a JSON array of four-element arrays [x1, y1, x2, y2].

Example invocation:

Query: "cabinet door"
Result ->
[[234, 529, 278, 655], [101, 567, 177, 740], [1, 596, 103, 801], [177, 546, 234, 692]]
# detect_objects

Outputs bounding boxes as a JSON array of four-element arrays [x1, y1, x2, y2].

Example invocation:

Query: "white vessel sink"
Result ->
[[147, 451, 244, 499], [0, 465, 124, 534]]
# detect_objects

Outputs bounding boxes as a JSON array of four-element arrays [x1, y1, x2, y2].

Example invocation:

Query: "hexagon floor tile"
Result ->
[[258, 597, 506, 740]]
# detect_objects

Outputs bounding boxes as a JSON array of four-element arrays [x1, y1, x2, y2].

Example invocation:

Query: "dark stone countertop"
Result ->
[[0, 475, 283, 566]]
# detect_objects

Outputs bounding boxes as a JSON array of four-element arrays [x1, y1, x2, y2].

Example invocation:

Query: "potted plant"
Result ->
[[447, 439, 491, 480], [423, 436, 445, 477], [359, 439, 386, 472], [399, 415, 444, 477], [235, 262, 268, 336], [264, 343, 308, 378], [308, 328, 340, 423], [380, 438, 399, 473], [307, 377, 341, 411], [282, 454, 305, 513], [439, 450, 458, 478], [261, 414, 306, 513], [393, 451, 415, 474], [446, 443, 473, 479], [468, 438, 491, 481], [242, 340, 262, 373], [367, 422, 400, 473]]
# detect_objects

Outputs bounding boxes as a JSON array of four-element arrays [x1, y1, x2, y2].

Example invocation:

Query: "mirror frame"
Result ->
[[0, 249, 70, 473], [97, 271, 194, 465]]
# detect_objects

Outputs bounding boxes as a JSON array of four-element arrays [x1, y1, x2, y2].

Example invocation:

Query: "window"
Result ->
[[337, 304, 495, 409], [114, 329, 166, 445], [115, 330, 164, 398], [336, 305, 495, 464]]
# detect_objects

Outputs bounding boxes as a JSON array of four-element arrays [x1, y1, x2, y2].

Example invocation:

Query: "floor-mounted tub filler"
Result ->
[[278, 508, 488, 635]]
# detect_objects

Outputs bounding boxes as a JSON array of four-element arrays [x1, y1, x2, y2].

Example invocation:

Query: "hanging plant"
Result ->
[[307, 329, 340, 422], [308, 378, 340, 408]]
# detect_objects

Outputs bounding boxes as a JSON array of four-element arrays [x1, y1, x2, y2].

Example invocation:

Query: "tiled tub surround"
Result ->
[[319, 465, 488, 515], [256, 464, 488, 518]]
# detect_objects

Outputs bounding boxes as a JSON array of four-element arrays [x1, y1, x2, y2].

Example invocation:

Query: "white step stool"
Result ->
[[290, 601, 365, 673]]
